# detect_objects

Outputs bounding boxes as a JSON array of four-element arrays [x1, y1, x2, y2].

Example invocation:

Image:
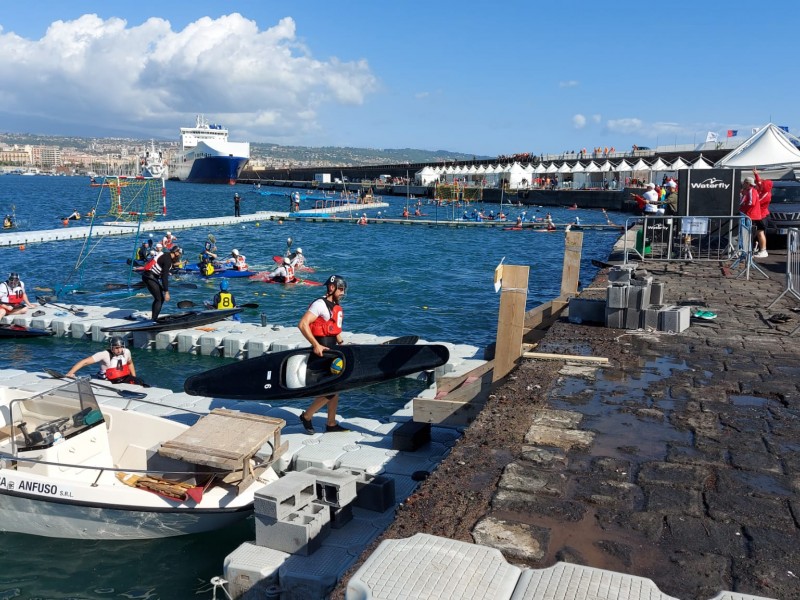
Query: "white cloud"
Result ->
[[592, 114, 602, 124], [0, 13, 379, 141], [606, 118, 644, 135], [572, 114, 586, 129], [559, 80, 579, 88], [415, 91, 430, 99]]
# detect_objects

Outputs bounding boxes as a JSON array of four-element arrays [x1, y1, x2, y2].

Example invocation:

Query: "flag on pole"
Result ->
[[705, 131, 718, 143], [727, 130, 737, 137], [752, 127, 760, 134], [779, 125, 790, 132]]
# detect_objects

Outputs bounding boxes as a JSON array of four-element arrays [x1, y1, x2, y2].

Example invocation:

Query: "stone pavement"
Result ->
[[334, 249, 800, 600], [469, 251, 800, 600]]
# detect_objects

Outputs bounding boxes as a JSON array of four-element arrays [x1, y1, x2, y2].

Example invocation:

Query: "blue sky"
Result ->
[[0, 0, 797, 156]]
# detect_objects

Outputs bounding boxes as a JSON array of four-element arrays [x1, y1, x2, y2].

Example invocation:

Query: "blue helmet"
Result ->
[[220, 280, 229, 291]]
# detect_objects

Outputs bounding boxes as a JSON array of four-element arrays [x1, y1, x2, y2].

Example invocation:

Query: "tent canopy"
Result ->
[[715, 123, 800, 168]]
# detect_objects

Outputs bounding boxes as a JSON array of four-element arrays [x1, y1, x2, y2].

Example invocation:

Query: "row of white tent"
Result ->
[[415, 156, 713, 187], [415, 124, 800, 187]]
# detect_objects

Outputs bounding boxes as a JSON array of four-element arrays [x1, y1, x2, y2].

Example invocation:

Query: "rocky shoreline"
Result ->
[[333, 254, 799, 600]]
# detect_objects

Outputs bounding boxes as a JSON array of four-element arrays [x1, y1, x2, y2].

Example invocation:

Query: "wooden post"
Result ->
[[560, 230, 584, 297], [493, 264, 529, 382]]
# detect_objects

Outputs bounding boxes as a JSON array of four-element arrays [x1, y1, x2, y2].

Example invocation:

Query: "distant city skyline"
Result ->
[[0, 1, 797, 156]]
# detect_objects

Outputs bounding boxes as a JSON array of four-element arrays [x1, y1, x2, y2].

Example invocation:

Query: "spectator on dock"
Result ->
[[0, 272, 32, 318], [66, 336, 147, 386], [298, 275, 349, 434], [740, 176, 767, 258], [233, 192, 242, 217], [754, 168, 773, 257], [663, 181, 678, 215]]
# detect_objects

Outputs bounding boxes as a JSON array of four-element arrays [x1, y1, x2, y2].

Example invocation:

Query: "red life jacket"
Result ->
[[104, 351, 132, 380], [3, 283, 24, 305], [309, 298, 343, 339]]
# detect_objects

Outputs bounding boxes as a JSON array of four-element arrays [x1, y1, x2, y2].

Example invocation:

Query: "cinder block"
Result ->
[[607, 268, 631, 284], [627, 284, 651, 310], [223, 541, 287, 599], [302, 466, 358, 508], [641, 305, 665, 330], [255, 471, 318, 520], [659, 305, 691, 333], [606, 284, 629, 309], [392, 421, 431, 451], [254, 502, 331, 555], [353, 473, 396, 512], [631, 275, 654, 287], [632, 269, 649, 280], [651, 282, 665, 305], [567, 298, 606, 324], [605, 307, 625, 329], [624, 308, 641, 330]]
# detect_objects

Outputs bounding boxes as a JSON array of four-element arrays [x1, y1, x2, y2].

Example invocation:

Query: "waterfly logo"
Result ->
[[691, 178, 730, 190]]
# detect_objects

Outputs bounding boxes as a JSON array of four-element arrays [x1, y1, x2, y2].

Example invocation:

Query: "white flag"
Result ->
[[751, 127, 760, 134], [705, 131, 718, 143]]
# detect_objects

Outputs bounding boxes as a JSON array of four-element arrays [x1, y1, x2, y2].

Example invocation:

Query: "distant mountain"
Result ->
[[0, 132, 493, 165]]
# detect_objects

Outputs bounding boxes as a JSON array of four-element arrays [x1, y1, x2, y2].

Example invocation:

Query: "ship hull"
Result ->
[[170, 156, 248, 184]]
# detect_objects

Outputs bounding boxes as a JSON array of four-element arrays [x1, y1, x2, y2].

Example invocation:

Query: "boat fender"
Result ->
[[285, 354, 308, 389]]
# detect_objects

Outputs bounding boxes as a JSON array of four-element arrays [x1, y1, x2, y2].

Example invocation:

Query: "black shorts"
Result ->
[[752, 219, 765, 232]]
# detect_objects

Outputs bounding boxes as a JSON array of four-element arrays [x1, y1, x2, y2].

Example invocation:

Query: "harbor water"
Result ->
[[0, 174, 617, 598]]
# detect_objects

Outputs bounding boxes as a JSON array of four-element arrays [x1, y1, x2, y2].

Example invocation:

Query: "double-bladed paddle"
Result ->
[[44, 368, 148, 400], [177, 300, 259, 310], [37, 296, 89, 317]]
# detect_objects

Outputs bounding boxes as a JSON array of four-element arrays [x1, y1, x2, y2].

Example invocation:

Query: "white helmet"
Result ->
[[232, 249, 239, 256], [155, 242, 163, 249], [296, 247, 303, 254], [166, 231, 171, 236]]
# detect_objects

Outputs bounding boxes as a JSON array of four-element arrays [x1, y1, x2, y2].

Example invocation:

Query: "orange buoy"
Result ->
[[19, 245, 25, 251], [62, 219, 69, 226]]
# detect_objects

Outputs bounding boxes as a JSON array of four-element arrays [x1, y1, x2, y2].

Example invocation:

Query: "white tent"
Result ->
[[500, 162, 528, 189], [584, 161, 600, 172], [670, 157, 690, 170], [614, 160, 632, 172], [649, 158, 671, 171], [545, 162, 559, 173], [571, 162, 585, 173], [715, 123, 800, 168], [599, 161, 613, 172], [557, 162, 572, 174], [691, 155, 712, 169], [631, 158, 650, 171], [415, 166, 438, 185], [534, 163, 547, 174]]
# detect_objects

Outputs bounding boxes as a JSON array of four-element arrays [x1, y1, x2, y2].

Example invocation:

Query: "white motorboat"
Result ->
[[0, 379, 285, 539], [139, 140, 169, 180], [168, 115, 250, 184]]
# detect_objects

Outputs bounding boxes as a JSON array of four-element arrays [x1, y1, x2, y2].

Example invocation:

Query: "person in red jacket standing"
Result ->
[[739, 176, 766, 257], [753, 168, 773, 257]]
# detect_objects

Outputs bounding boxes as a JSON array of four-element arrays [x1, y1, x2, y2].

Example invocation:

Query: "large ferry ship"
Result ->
[[168, 115, 250, 184]]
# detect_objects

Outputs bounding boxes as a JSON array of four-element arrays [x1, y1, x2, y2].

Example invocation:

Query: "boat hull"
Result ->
[[184, 343, 450, 400], [170, 156, 249, 184], [100, 308, 243, 333], [0, 488, 252, 539]]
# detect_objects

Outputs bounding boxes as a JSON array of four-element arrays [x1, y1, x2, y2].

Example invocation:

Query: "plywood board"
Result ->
[[493, 265, 529, 382], [560, 230, 583, 297]]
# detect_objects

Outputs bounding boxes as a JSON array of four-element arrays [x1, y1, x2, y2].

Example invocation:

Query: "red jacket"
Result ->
[[740, 187, 763, 221], [755, 174, 773, 218]]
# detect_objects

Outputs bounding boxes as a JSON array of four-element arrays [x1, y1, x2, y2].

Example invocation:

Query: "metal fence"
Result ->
[[623, 214, 767, 281], [768, 229, 800, 335]]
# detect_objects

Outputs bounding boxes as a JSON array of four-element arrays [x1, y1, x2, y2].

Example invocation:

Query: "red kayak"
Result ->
[[271, 256, 315, 272]]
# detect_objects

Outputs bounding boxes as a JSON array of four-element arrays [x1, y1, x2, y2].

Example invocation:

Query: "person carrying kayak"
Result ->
[[298, 274, 349, 434], [141, 245, 182, 320], [66, 336, 147, 386]]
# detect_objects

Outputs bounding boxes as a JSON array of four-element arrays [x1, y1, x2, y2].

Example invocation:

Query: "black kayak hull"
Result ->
[[184, 343, 450, 400], [100, 308, 243, 333], [0, 324, 53, 338]]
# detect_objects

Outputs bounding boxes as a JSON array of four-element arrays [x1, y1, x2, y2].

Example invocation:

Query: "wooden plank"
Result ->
[[413, 395, 488, 427], [560, 230, 584, 298], [524, 298, 568, 330], [436, 359, 494, 395], [493, 265, 529, 382], [522, 351, 608, 364]]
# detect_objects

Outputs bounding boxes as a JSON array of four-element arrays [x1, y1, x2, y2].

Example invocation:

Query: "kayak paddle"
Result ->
[[44, 368, 148, 400], [37, 296, 89, 317], [177, 300, 259, 309]]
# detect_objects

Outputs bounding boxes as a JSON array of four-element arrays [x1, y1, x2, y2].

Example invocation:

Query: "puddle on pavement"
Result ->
[[549, 355, 693, 461], [729, 394, 770, 408]]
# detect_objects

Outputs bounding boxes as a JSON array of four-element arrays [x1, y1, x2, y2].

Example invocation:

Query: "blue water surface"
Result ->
[[0, 174, 618, 598]]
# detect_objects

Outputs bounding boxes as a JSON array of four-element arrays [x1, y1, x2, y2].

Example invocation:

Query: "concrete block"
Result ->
[[255, 471, 318, 520], [50, 317, 73, 337], [353, 474, 396, 512], [607, 269, 631, 284], [392, 421, 431, 451], [302, 466, 358, 508], [176, 331, 201, 354], [651, 282, 665, 305], [222, 332, 251, 358], [606, 284, 629, 309], [642, 305, 666, 330], [69, 320, 93, 340], [627, 284, 651, 310], [624, 308, 641, 330], [567, 298, 606, 324], [199, 331, 226, 356], [659, 305, 691, 333], [604, 307, 624, 329], [254, 502, 331, 555], [223, 541, 287, 599]]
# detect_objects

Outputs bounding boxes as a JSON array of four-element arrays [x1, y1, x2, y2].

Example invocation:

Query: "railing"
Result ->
[[623, 214, 764, 281], [768, 229, 800, 332]]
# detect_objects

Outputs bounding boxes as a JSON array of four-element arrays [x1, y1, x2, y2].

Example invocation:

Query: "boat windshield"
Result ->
[[8, 379, 104, 451]]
